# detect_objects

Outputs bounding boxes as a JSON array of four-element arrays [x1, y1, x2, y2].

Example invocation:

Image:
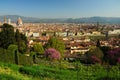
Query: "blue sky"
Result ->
[[0, 0, 120, 18]]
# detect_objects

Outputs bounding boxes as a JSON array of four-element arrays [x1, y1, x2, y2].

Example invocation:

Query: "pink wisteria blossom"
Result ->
[[45, 48, 61, 60]]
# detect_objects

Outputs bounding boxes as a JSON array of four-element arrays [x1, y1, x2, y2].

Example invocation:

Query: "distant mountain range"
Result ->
[[0, 15, 120, 24]]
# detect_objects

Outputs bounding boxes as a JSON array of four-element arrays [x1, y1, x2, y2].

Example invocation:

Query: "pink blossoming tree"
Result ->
[[44, 48, 61, 60]]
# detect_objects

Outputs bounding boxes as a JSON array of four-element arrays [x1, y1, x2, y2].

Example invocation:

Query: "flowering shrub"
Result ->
[[107, 47, 120, 65], [44, 48, 61, 60]]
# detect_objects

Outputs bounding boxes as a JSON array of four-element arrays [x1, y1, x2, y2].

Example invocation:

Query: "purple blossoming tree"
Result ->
[[107, 47, 120, 65], [44, 48, 61, 60]]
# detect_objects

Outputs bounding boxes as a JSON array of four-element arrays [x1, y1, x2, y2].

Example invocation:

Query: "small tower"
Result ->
[[8, 18, 11, 24], [4, 16, 7, 23]]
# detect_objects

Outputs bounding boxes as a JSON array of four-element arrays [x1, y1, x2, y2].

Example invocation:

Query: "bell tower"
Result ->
[[4, 16, 7, 23]]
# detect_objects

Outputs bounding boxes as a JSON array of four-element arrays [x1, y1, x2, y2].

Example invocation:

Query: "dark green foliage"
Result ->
[[19, 66, 41, 76], [18, 41, 27, 54], [86, 46, 104, 64], [97, 77, 120, 80], [96, 39, 100, 47], [100, 46, 111, 63], [0, 24, 27, 53], [0, 45, 17, 64], [53, 32, 56, 36], [15, 29, 27, 53], [15, 50, 19, 65], [0, 24, 15, 48], [15, 29, 21, 43], [20, 33, 27, 44], [0, 44, 32, 65], [30, 52, 36, 63], [8, 44, 19, 64], [33, 55, 36, 63], [89, 46, 103, 59], [8, 44, 18, 53], [18, 53, 33, 65], [0, 48, 15, 64], [33, 43, 44, 54], [42, 32, 46, 36], [0, 73, 18, 80]]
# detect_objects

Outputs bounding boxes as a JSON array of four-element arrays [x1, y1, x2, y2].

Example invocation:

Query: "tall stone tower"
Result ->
[[4, 16, 7, 23]]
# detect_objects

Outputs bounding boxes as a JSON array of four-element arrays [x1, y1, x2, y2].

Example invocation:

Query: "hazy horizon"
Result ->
[[0, 0, 120, 18]]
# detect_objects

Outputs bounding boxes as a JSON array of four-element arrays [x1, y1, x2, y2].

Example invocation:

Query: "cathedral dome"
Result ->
[[16, 17, 23, 26]]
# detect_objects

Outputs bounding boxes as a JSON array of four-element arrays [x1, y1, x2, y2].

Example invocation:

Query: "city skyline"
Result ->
[[0, 0, 120, 18]]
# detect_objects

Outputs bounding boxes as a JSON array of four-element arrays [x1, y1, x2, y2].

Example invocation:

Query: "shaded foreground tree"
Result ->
[[15, 29, 27, 53], [0, 24, 15, 48], [0, 24, 27, 53]]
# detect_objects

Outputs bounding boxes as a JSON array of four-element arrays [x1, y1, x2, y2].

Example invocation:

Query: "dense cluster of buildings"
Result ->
[[0, 16, 120, 58]]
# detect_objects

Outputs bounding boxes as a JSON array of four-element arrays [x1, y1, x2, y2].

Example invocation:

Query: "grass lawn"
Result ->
[[0, 61, 120, 80]]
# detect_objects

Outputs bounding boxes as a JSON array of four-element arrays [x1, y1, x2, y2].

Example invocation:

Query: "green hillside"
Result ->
[[0, 61, 120, 80]]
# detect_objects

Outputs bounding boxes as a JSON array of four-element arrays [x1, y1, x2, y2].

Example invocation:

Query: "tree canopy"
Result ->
[[0, 24, 15, 48], [86, 46, 104, 64], [33, 43, 44, 54], [0, 23, 27, 53]]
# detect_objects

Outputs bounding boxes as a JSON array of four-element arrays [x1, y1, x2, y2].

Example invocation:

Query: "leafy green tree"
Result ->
[[33, 43, 44, 54], [44, 37, 65, 57], [18, 41, 27, 54], [15, 29, 27, 54], [15, 29, 21, 52], [100, 46, 111, 63], [15, 29, 21, 43], [0, 24, 15, 48], [8, 44, 19, 64], [86, 46, 104, 64], [20, 33, 27, 44], [8, 44, 18, 53]]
